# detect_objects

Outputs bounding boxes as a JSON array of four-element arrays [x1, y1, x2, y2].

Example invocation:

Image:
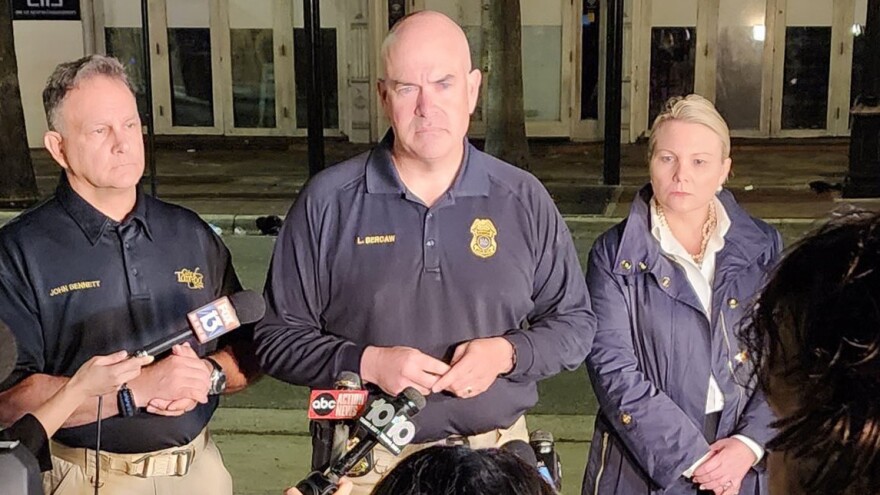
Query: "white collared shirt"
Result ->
[[649, 196, 764, 475]]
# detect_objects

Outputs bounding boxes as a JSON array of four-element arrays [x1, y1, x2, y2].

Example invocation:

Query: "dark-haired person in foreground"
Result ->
[[0, 54, 258, 495], [284, 446, 551, 495], [741, 210, 880, 495], [371, 445, 554, 495]]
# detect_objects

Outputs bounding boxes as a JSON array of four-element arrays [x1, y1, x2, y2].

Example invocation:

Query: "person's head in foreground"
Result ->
[[742, 209, 880, 495], [371, 445, 555, 495]]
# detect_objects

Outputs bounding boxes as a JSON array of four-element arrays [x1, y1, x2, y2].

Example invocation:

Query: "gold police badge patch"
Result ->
[[469, 218, 497, 258]]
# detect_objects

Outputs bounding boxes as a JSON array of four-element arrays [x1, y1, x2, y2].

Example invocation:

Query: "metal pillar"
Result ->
[[304, 0, 326, 177], [602, 0, 623, 186], [140, 0, 157, 197]]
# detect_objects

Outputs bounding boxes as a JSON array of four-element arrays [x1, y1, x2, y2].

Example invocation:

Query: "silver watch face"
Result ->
[[210, 368, 227, 394]]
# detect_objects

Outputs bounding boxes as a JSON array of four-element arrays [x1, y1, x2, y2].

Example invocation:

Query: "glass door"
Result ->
[[571, 0, 604, 141], [714, 0, 774, 136], [630, 0, 703, 138], [846, 0, 870, 134], [292, 0, 345, 134], [97, 0, 149, 122], [149, 0, 223, 134], [419, 0, 485, 133], [221, 0, 294, 135], [769, 0, 849, 136], [412, 0, 573, 138], [521, 0, 572, 136], [97, 0, 346, 137], [647, 0, 698, 129]]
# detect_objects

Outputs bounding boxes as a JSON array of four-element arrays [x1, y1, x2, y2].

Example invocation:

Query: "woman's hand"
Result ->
[[67, 351, 153, 398], [692, 438, 757, 495]]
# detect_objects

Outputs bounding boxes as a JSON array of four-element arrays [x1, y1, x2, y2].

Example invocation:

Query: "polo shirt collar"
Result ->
[[365, 130, 490, 198], [56, 174, 153, 245]]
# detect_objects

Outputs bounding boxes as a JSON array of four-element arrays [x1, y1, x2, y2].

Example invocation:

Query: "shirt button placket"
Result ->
[[423, 210, 440, 273], [119, 225, 144, 295]]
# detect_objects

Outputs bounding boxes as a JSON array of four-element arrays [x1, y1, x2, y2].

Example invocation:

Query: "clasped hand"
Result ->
[[128, 343, 213, 417], [361, 337, 515, 399], [691, 438, 758, 495]]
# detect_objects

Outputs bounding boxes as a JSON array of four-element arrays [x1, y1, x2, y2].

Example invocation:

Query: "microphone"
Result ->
[[502, 439, 558, 492], [308, 372, 367, 472], [333, 371, 362, 391], [119, 291, 266, 418], [296, 387, 426, 495], [133, 290, 265, 357], [530, 430, 563, 491]]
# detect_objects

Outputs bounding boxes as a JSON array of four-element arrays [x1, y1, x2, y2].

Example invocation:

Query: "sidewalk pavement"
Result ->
[[12, 137, 876, 225]]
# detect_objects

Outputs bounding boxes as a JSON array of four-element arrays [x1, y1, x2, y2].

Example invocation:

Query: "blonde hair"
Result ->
[[649, 94, 731, 159]]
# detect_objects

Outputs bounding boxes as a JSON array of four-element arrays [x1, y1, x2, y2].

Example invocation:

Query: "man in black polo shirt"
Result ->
[[256, 10, 595, 494], [0, 55, 256, 494]]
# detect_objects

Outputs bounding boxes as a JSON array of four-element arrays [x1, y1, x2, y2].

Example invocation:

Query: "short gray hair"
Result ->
[[42, 54, 135, 131]]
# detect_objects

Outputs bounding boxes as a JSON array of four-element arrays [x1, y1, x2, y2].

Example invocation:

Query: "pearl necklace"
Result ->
[[655, 199, 717, 267]]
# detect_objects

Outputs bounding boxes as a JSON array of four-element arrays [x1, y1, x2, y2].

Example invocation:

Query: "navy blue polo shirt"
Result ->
[[0, 177, 244, 453], [256, 132, 595, 442]]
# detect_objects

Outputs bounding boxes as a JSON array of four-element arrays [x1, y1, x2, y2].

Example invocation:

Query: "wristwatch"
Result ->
[[206, 357, 227, 395]]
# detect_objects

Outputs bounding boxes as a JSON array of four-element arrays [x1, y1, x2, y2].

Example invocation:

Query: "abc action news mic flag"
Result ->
[[133, 290, 266, 357], [308, 389, 369, 421]]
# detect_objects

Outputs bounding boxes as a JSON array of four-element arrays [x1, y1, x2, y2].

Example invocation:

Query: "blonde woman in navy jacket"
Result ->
[[581, 95, 781, 495]]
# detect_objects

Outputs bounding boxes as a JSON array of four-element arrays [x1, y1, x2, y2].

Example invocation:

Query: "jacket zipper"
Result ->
[[720, 312, 744, 404], [594, 432, 610, 495]]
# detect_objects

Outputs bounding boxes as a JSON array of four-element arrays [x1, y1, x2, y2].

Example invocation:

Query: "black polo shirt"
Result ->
[[256, 132, 595, 442], [0, 177, 243, 453]]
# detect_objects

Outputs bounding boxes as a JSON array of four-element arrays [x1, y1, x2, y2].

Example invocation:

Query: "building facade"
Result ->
[[11, 0, 870, 147]]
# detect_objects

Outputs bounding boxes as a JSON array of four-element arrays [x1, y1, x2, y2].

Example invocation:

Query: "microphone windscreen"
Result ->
[[229, 290, 266, 324], [335, 371, 362, 389], [402, 387, 427, 411], [0, 320, 18, 386], [501, 439, 538, 467], [530, 429, 554, 444]]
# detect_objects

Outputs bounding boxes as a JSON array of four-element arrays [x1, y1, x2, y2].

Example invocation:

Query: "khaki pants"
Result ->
[[43, 429, 232, 495], [349, 416, 529, 495]]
